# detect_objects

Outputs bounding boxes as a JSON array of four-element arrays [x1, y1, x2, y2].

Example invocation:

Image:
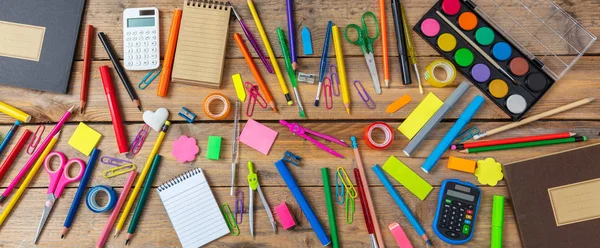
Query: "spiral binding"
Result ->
[[157, 168, 202, 192], [186, 0, 228, 10]]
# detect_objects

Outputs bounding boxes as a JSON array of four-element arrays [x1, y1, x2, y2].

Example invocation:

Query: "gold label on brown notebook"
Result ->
[[548, 178, 600, 226], [0, 21, 45, 61]]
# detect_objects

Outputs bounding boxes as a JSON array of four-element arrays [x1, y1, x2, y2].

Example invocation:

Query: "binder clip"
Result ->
[[138, 68, 161, 90], [178, 107, 196, 123]]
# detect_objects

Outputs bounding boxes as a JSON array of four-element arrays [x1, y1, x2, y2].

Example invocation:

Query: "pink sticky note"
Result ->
[[239, 119, 278, 155], [172, 135, 199, 163], [274, 202, 295, 230]]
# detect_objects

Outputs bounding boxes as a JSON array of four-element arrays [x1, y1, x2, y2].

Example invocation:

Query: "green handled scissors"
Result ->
[[345, 11, 382, 94]]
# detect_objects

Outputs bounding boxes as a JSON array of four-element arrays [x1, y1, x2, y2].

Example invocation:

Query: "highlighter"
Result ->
[[491, 195, 505, 248], [157, 9, 182, 97]]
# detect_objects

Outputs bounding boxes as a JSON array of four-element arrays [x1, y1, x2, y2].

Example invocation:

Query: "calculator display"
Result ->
[[433, 179, 481, 245], [127, 18, 155, 28], [447, 189, 475, 202]]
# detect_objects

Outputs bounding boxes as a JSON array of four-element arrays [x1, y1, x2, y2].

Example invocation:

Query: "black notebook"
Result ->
[[0, 0, 85, 93]]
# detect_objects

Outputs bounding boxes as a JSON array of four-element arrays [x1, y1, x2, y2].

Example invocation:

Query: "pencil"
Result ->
[[80, 24, 94, 114], [277, 28, 306, 118], [379, 0, 389, 87], [0, 120, 20, 158], [114, 121, 170, 238], [286, 0, 297, 70], [0, 129, 32, 182], [247, 0, 292, 105], [233, 33, 278, 113], [460, 136, 587, 153], [452, 132, 576, 150], [125, 154, 161, 245], [157, 9, 182, 97], [332, 25, 350, 115], [97, 171, 137, 248], [229, 2, 273, 74]]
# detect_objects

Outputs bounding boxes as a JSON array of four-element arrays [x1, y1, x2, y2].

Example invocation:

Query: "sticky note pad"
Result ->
[[68, 122, 102, 156], [382, 156, 433, 200], [448, 156, 476, 173], [397, 92, 443, 139], [239, 119, 278, 155], [206, 136, 222, 160]]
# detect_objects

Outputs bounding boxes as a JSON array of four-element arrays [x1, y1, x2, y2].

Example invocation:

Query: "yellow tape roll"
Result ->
[[424, 59, 456, 88]]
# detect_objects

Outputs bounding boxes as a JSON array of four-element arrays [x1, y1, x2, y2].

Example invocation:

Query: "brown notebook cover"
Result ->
[[504, 143, 600, 248]]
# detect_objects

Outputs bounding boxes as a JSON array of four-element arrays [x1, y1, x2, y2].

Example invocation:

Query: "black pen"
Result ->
[[391, 0, 412, 85], [98, 32, 142, 111]]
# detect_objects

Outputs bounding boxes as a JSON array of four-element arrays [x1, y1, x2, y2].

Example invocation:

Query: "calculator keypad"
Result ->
[[438, 198, 475, 239], [124, 28, 159, 70]]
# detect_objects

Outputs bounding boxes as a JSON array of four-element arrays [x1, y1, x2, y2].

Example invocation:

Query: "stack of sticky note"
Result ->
[[382, 156, 433, 200]]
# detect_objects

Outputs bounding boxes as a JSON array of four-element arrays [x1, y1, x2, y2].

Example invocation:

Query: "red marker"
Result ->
[[100, 66, 128, 154], [0, 130, 32, 182]]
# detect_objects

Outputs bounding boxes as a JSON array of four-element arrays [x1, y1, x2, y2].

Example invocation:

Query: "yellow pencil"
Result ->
[[247, 0, 292, 105], [332, 25, 350, 115], [114, 121, 170, 238], [0, 131, 59, 226]]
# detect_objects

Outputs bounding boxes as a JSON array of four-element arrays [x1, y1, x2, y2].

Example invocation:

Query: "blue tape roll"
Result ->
[[86, 185, 117, 213]]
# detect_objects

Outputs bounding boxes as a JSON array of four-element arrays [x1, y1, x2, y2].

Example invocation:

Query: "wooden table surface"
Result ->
[[1, 0, 599, 247]]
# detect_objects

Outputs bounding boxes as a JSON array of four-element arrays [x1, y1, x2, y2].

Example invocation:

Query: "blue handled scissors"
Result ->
[[34, 151, 86, 243], [344, 11, 382, 94]]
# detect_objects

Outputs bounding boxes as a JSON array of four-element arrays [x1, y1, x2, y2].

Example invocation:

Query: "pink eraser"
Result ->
[[389, 222, 413, 248], [172, 135, 199, 163], [274, 202, 295, 230]]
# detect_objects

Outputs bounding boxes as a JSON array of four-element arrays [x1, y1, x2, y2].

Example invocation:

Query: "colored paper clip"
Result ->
[[100, 156, 132, 167], [244, 82, 267, 117], [138, 68, 162, 90], [323, 77, 333, 110], [335, 172, 345, 205], [235, 190, 244, 224], [102, 163, 136, 178], [178, 107, 196, 123], [354, 80, 376, 109], [222, 204, 240, 236], [456, 126, 480, 144], [345, 196, 354, 224], [329, 64, 340, 96], [126, 124, 150, 159], [336, 167, 357, 199], [26, 124, 45, 155]]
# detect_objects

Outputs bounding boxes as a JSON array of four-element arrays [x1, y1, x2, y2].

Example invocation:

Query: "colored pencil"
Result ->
[[286, 0, 297, 70], [125, 154, 161, 245], [157, 9, 182, 97], [460, 136, 587, 153], [0, 120, 20, 158], [277, 28, 306, 118], [97, 171, 137, 248], [354, 168, 378, 248], [474, 98, 594, 140], [315, 21, 333, 107], [0, 129, 32, 182], [332, 25, 351, 115], [379, 0, 389, 87], [321, 168, 339, 248], [229, 2, 273, 74], [233, 33, 278, 113], [247, 0, 292, 105], [80, 24, 94, 114], [452, 132, 575, 150]]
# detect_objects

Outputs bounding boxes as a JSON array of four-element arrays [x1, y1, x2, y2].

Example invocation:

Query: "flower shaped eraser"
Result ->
[[172, 135, 199, 163], [474, 158, 503, 186]]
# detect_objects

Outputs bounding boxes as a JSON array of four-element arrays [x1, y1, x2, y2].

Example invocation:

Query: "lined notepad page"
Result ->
[[171, 0, 231, 88], [157, 168, 229, 248]]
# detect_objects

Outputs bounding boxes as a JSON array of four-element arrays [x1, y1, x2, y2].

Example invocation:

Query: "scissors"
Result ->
[[34, 151, 86, 243], [344, 12, 382, 95]]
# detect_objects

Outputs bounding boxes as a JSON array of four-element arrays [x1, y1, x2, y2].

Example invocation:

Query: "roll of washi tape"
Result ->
[[86, 185, 117, 213], [204, 93, 231, 120], [424, 59, 456, 88], [364, 122, 394, 150]]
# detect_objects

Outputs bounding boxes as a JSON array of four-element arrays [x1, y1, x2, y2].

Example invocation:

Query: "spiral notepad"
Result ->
[[157, 168, 229, 248], [171, 0, 231, 88]]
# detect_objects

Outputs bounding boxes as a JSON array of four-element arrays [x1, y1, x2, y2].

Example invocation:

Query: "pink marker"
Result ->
[[96, 171, 137, 248]]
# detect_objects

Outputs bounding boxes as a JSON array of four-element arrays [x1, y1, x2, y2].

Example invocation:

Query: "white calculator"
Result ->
[[123, 7, 160, 70]]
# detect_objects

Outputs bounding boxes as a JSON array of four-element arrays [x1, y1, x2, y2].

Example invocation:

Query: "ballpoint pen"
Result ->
[[228, 2, 273, 74], [400, 4, 422, 94], [354, 169, 378, 248], [391, 0, 412, 85], [277, 28, 306, 118], [279, 120, 347, 158], [315, 21, 333, 107]]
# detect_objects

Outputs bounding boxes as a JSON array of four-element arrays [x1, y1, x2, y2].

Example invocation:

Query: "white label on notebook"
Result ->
[[0, 21, 45, 61], [548, 178, 600, 226]]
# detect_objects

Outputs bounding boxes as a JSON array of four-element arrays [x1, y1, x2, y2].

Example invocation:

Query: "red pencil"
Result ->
[[80, 24, 94, 114], [353, 168, 376, 240], [451, 132, 575, 150], [0, 130, 32, 182], [99, 66, 129, 154]]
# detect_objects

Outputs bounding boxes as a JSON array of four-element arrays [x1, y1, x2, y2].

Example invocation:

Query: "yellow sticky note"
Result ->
[[397, 92, 443, 139], [68, 122, 102, 156], [382, 156, 433, 200]]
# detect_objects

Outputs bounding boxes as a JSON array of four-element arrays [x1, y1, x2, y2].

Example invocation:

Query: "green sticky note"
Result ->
[[397, 92, 443, 139], [382, 156, 433, 200], [206, 136, 222, 160]]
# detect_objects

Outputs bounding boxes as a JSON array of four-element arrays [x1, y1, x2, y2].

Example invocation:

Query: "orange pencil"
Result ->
[[233, 33, 278, 113], [157, 9, 182, 97], [380, 0, 389, 87]]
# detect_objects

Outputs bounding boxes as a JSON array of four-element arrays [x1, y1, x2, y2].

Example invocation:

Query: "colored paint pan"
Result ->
[[492, 42, 512, 61], [525, 73, 548, 92], [458, 12, 478, 31], [508, 57, 529, 76], [489, 79, 508, 98], [471, 64, 491, 83], [506, 94, 527, 114], [475, 27, 495, 46], [421, 18, 440, 37], [455, 48, 474, 67], [437, 33, 457, 52]]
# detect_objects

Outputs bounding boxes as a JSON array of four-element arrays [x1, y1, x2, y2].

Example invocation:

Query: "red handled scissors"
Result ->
[[34, 151, 86, 243]]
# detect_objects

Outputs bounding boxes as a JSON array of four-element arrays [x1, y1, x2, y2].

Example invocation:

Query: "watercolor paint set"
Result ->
[[414, 0, 596, 120]]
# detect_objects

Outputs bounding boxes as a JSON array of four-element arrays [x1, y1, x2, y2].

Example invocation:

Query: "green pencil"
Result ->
[[460, 136, 587, 153], [125, 154, 162, 245], [277, 27, 306, 118], [321, 168, 339, 248]]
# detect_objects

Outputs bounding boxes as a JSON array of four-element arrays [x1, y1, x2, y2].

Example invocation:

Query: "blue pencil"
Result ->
[[0, 120, 20, 157], [61, 148, 100, 239], [315, 21, 333, 107], [373, 164, 432, 246]]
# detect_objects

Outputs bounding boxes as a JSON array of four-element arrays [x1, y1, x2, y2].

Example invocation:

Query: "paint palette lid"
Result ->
[[461, 0, 596, 80]]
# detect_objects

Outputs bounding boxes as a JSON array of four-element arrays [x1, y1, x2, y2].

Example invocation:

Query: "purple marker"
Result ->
[[228, 2, 273, 74], [286, 0, 297, 70]]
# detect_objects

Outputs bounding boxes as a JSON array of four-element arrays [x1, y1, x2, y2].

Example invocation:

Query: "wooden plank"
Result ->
[[0, 186, 521, 248], [0, 121, 596, 189]]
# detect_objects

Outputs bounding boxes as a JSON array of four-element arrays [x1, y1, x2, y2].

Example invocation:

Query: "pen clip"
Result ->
[[138, 68, 162, 90], [323, 77, 333, 110], [26, 124, 45, 155], [222, 204, 241, 236], [102, 164, 137, 178], [345, 196, 355, 224], [335, 171, 345, 205], [337, 167, 357, 199], [100, 156, 132, 167], [126, 124, 150, 159], [354, 80, 376, 109], [234, 190, 244, 224], [329, 64, 340, 96]]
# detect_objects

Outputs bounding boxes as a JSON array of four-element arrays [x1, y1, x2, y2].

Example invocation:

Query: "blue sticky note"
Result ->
[[302, 26, 313, 55]]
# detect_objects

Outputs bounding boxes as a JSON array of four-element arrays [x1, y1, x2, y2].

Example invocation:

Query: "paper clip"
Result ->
[[323, 77, 333, 110], [336, 167, 357, 199], [126, 124, 150, 159], [456, 126, 480, 144], [329, 64, 340, 96], [102, 164, 136, 178], [244, 82, 267, 117], [138, 68, 162, 90], [345, 196, 354, 224], [222, 204, 240, 236], [26, 124, 45, 155], [178, 107, 197, 123], [335, 171, 345, 205], [100, 156, 132, 167], [354, 80, 376, 109], [235, 190, 244, 224]]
